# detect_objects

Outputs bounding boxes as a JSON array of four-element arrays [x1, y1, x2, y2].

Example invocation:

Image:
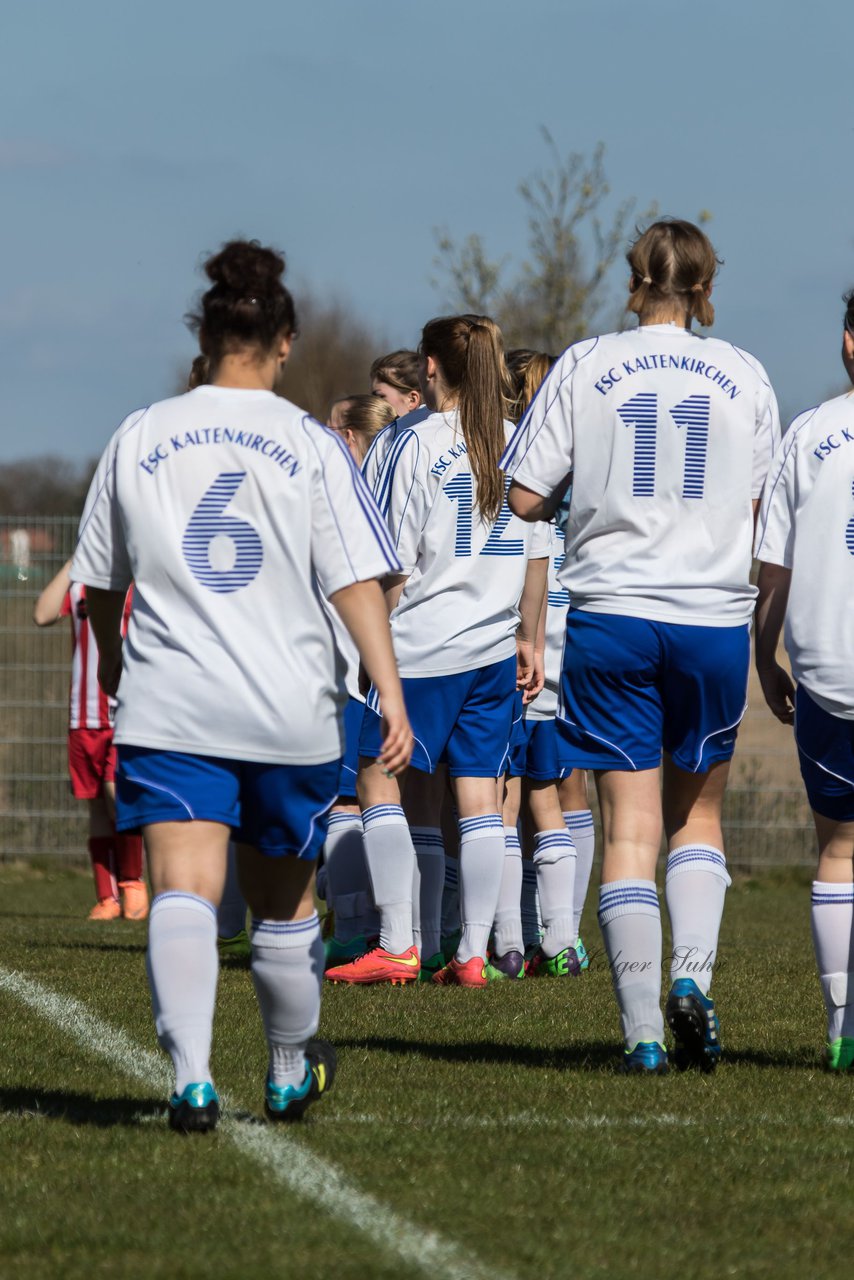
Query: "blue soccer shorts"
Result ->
[[337, 696, 365, 802], [556, 610, 750, 773], [359, 654, 517, 778], [507, 713, 564, 781], [795, 685, 854, 823], [115, 745, 341, 859]]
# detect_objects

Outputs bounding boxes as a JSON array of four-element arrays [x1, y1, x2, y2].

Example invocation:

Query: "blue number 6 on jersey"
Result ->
[[182, 471, 263, 593]]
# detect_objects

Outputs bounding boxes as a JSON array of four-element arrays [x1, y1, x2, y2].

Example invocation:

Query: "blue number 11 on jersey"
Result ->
[[617, 393, 711, 499], [182, 471, 264, 593]]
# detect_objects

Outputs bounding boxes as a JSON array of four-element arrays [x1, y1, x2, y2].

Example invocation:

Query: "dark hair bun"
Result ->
[[186, 238, 297, 365], [205, 239, 285, 296]]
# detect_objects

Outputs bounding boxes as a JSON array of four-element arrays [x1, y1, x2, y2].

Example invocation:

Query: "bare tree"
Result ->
[[433, 131, 657, 353], [0, 456, 96, 517], [278, 294, 384, 421], [176, 292, 386, 424]]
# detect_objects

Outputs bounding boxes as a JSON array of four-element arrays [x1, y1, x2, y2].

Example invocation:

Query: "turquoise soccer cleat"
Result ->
[[620, 1042, 669, 1074], [666, 978, 721, 1072], [265, 1039, 337, 1121], [168, 1081, 220, 1133]]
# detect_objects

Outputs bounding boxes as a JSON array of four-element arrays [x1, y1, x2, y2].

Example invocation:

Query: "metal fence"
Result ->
[[0, 516, 86, 859], [0, 515, 815, 869]]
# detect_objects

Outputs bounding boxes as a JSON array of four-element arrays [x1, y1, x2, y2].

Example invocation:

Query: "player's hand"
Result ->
[[378, 695, 413, 777], [516, 640, 544, 705], [757, 661, 795, 725], [98, 647, 123, 698]]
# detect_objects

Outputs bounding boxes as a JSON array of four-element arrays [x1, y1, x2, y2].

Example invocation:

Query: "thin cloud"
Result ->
[[0, 138, 76, 170]]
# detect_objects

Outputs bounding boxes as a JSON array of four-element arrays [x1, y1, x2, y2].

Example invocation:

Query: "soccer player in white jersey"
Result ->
[[362, 350, 430, 492], [326, 313, 550, 988], [754, 290, 854, 1072], [503, 219, 781, 1071], [322, 394, 395, 967], [72, 240, 412, 1131], [364, 359, 458, 978], [495, 351, 592, 981]]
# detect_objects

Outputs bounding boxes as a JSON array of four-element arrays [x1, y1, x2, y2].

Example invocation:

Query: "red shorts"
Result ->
[[68, 728, 117, 800]]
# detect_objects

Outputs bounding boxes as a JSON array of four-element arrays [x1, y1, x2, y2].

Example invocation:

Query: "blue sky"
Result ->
[[1, 0, 851, 462]]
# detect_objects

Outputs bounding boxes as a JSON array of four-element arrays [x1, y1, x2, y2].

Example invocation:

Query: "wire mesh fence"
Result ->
[[1, 516, 87, 859], [0, 515, 815, 870]]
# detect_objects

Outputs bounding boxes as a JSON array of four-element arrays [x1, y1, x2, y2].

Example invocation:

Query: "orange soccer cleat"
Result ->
[[325, 945, 420, 986], [119, 879, 149, 921], [88, 896, 121, 922], [432, 955, 498, 988]]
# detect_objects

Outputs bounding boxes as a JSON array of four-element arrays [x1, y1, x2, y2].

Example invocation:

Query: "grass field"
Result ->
[[1, 862, 851, 1280]]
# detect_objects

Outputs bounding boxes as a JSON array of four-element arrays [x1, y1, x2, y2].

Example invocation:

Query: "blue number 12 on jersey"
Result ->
[[444, 474, 524, 557]]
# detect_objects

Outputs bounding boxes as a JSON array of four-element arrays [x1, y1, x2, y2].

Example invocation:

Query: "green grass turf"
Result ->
[[1, 862, 852, 1279]]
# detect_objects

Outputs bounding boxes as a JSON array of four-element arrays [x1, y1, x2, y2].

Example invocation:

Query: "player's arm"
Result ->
[[84, 587, 127, 698], [754, 561, 795, 725], [330, 579, 412, 776], [383, 573, 409, 616], [33, 559, 73, 626], [508, 475, 572, 524], [516, 555, 548, 704]]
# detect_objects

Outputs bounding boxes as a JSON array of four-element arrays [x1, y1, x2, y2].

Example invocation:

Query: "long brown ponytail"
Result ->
[[420, 314, 508, 523]]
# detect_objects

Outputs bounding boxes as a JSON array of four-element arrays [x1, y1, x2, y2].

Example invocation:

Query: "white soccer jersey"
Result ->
[[755, 391, 854, 719], [323, 598, 361, 702], [528, 521, 568, 722], [502, 323, 781, 626], [373, 409, 550, 677], [72, 385, 400, 764], [361, 405, 430, 493]]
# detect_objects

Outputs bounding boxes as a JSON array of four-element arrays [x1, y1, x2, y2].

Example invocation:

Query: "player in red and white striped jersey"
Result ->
[[34, 560, 146, 921]]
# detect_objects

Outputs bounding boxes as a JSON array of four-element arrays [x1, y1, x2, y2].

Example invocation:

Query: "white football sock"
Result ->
[[457, 814, 506, 964], [411, 827, 445, 960], [146, 892, 219, 1094], [598, 880, 664, 1048], [493, 827, 524, 957], [324, 812, 370, 943], [665, 845, 731, 996], [811, 880, 854, 1043], [533, 829, 576, 957], [361, 804, 416, 954], [564, 810, 595, 939], [250, 913, 324, 1089]]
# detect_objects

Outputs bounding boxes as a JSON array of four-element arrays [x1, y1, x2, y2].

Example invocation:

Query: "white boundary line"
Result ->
[[0, 965, 516, 1280]]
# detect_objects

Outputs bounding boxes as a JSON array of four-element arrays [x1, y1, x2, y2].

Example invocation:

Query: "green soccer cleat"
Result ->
[[489, 950, 525, 979], [826, 1037, 854, 1072], [419, 952, 445, 982], [575, 936, 590, 971], [265, 1039, 337, 1121], [324, 934, 369, 969], [168, 1082, 220, 1133], [217, 929, 250, 959], [525, 945, 582, 978]]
